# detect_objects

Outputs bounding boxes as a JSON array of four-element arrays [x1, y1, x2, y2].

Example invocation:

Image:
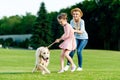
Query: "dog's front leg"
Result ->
[[39, 64, 50, 74], [32, 65, 37, 73], [44, 67, 50, 74], [41, 70, 45, 75]]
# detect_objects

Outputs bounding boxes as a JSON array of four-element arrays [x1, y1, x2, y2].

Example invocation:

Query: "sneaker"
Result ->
[[64, 65, 70, 71], [76, 67, 82, 71], [58, 69, 64, 73], [71, 65, 76, 72]]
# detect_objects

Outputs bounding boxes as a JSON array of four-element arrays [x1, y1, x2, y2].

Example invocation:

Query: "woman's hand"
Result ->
[[74, 29, 83, 34], [74, 30, 78, 33], [74, 30, 79, 33]]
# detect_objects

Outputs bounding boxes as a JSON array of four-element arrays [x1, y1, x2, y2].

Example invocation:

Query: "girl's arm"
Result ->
[[60, 25, 70, 40], [55, 25, 70, 43]]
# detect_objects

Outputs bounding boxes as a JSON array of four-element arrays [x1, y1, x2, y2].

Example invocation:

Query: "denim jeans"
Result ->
[[67, 39, 88, 68]]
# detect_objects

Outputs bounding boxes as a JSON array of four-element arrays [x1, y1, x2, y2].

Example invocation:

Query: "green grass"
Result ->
[[0, 48, 120, 80]]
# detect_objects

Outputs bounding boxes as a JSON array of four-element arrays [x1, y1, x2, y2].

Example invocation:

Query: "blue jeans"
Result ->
[[67, 39, 88, 68]]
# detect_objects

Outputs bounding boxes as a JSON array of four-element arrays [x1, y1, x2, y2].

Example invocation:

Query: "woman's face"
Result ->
[[72, 11, 81, 21]]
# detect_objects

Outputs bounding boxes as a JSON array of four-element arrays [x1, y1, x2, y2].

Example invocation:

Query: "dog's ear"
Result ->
[[44, 47, 50, 52], [38, 48, 42, 57], [48, 50, 50, 54], [45, 47, 48, 49], [38, 48, 41, 53], [46, 47, 50, 54]]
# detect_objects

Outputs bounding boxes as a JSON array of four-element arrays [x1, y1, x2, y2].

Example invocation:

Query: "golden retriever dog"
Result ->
[[32, 47, 50, 74]]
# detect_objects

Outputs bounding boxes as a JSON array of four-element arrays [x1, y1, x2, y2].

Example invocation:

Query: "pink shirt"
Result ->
[[59, 23, 76, 50]]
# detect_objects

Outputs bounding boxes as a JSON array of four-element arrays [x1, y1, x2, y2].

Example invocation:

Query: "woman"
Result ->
[[64, 8, 88, 71]]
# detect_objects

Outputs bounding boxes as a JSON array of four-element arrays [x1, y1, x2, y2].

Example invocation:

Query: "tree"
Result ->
[[0, 15, 22, 35], [30, 2, 52, 49], [20, 13, 36, 34]]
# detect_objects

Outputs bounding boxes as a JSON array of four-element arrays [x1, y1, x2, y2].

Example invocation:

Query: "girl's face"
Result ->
[[58, 19, 66, 26], [72, 11, 81, 21]]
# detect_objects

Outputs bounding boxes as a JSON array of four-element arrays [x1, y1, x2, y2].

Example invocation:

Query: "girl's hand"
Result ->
[[55, 39, 61, 43]]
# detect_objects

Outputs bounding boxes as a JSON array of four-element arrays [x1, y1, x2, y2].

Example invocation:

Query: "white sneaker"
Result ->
[[58, 69, 64, 73], [71, 65, 76, 72], [64, 65, 70, 71], [76, 67, 82, 71]]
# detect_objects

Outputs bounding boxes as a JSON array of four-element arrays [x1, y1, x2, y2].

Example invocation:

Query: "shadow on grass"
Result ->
[[0, 72, 33, 74], [0, 71, 58, 74]]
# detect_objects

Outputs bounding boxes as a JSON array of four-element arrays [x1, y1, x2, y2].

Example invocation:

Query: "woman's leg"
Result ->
[[77, 39, 88, 68]]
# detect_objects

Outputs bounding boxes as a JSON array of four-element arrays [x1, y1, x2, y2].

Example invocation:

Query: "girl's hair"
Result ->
[[57, 13, 67, 20], [71, 8, 83, 17]]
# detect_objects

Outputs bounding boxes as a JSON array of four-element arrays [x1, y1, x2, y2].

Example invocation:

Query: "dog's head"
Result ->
[[38, 47, 50, 60]]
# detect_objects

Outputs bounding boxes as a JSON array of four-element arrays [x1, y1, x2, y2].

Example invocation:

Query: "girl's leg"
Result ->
[[64, 49, 76, 71], [64, 39, 78, 71], [67, 50, 75, 65], [66, 39, 79, 65], [64, 50, 75, 71], [60, 49, 65, 70]]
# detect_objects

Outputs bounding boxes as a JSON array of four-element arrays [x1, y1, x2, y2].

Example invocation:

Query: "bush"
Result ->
[[3, 38, 13, 48]]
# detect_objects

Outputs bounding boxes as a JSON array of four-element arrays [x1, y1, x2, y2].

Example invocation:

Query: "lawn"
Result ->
[[0, 48, 120, 80]]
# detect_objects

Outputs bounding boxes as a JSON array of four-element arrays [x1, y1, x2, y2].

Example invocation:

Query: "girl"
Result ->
[[55, 13, 76, 73]]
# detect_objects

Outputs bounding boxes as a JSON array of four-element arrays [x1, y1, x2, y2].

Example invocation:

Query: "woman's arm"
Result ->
[[74, 20, 85, 34]]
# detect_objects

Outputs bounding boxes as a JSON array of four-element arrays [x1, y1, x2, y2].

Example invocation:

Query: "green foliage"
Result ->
[[19, 39, 30, 48], [30, 2, 52, 49], [19, 13, 36, 34], [3, 38, 13, 48], [0, 39, 4, 44], [0, 14, 36, 35], [0, 0, 120, 50]]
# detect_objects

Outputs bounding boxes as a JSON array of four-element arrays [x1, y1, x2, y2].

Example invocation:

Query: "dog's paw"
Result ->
[[42, 73, 45, 75], [48, 71, 50, 74], [42, 71, 45, 75], [32, 69, 35, 73], [42, 70, 50, 74]]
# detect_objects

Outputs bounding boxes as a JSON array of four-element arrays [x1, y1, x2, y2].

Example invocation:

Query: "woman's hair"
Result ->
[[71, 8, 83, 17], [57, 13, 67, 20]]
